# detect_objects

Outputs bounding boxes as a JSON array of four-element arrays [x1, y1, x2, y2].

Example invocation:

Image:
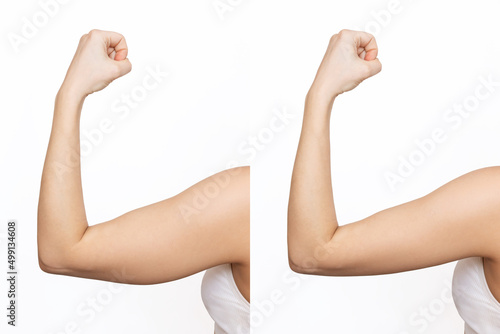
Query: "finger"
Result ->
[[357, 47, 367, 60], [103, 31, 129, 61], [354, 31, 378, 61], [107, 47, 116, 60]]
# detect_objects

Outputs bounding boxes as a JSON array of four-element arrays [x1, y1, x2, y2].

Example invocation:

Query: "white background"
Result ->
[[2, 0, 500, 333]]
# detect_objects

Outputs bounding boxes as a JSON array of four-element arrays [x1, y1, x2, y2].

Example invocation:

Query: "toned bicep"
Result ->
[[64, 167, 249, 284], [316, 167, 500, 276]]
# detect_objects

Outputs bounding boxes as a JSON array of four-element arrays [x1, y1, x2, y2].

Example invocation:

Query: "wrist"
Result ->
[[53, 86, 86, 127], [302, 95, 334, 135], [58, 79, 88, 104], [56, 86, 85, 108], [305, 89, 336, 114], [306, 86, 338, 109]]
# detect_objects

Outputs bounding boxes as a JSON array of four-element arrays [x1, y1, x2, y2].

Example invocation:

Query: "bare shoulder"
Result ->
[[458, 167, 500, 257], [428, 166, 500, 205], [445, 166, 500, 187], [481, 164, 500, 300], [205, 166, 249, 191], [467, 165, 500, 180]]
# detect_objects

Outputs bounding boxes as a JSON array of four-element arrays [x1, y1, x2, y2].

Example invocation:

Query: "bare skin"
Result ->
[[37, 29, 250, 302], [287, 29, 500, 303]]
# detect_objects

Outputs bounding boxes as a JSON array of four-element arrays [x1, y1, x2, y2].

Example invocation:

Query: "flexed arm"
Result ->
[[288, 29, 382, 273], [287, 30, 500, 277], [37, 30, 250, 293], [38, 29, 132, 272]]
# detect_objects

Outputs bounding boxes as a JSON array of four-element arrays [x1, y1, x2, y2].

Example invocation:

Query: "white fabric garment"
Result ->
[[452, 257, 500, 333], [201, 264, 250, 334]]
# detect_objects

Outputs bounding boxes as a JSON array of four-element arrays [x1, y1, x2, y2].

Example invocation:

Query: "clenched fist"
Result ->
[[309, 29, 382, 103], [60, 29, 132, 99]]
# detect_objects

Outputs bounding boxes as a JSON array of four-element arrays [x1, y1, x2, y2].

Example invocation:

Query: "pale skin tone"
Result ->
[[287, 29, 500, 304], [37, 30, 249, 303]]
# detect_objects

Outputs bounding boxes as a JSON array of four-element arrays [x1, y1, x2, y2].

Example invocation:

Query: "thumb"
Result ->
[[364, 58, 382, 77], [114, 49, 128, 61], [364, 49, 378, 61], [113, 58, 132, 77]]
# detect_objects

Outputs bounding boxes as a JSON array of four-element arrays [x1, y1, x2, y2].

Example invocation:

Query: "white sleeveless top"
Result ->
[[201, 264, 250, 334], [452, 257, 500, 333]]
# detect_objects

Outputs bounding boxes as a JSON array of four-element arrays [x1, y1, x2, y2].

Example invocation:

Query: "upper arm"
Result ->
[[303, 166, 500, 276], [58, 167, 250, 284]]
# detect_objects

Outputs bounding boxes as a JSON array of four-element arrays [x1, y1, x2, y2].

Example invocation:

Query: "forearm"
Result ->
[[37, 89, 88, 270], [287, 91, 339, 270]]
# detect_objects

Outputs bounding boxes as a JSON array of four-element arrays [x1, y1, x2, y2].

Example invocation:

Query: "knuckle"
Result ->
[[338, 29, 350, 38], [87, 29, 100, 38], [364, 32, 376, 43]]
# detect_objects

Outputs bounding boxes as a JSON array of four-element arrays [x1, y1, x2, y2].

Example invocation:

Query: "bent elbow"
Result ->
[[37, 243, 79, 275], [288, 248, 326, 275], [288, 255, 314, 275], [288, 240, 347, 276], [37, 217, 88, 275], [38, 250, 68, 274], [38, 258, 59, 275], [38, 257, 57, 274]]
